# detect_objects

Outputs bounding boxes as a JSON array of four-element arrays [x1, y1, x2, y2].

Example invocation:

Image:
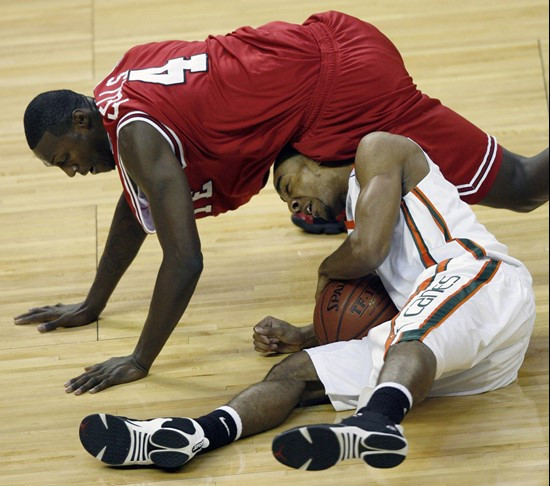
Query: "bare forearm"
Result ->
[[300, 324, 319, 349], [132, 256, 203, 369], [85, 193, 147, 312], [318, 233, 380, 281]]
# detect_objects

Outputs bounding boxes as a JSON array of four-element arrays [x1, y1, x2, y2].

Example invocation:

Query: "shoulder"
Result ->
[[117, 120, 168, 165], [355, 132, 418, 179], [357, 132, 418, 159]]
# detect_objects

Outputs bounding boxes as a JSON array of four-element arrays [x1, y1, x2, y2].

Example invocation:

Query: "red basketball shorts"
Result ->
[[294, 11, 503, 204]]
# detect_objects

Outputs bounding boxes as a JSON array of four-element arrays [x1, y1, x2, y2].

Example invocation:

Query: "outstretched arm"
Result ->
[[87, 192, 148, 312], [14, 192, 147, 332], [65, 121, 203, 394]]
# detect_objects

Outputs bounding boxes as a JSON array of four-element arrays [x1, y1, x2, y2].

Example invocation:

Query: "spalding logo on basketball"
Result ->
[[313, 274, 398, 344]]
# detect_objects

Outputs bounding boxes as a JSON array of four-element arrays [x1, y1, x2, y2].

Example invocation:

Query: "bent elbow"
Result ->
[[351, 237, 390, 272], [167, 250, 204, 284], [185, 253, 204, 279]]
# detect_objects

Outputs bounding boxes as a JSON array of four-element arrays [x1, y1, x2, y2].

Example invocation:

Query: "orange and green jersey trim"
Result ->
[[403, 187, 487, 266], [400, 199, 437, 267], [384, 259, 451, 352], [397, 258, 502, 344]]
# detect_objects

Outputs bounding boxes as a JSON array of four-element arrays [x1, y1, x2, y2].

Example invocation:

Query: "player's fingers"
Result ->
[[254, 315, 287, 335], [38, 313, 92, 332], [89, 378, 113, 394], [253, 322, 271, 335], [64, 371, 88, 391], [253, 339, 271, 351], [36, 311, 82, 331], [255, 321, 290, 339], [16, 306, 52, 317], [252, 330, 272, 344], [37, 319, 62, 332], [65, 370, 101, 394], [253, 340, 277, 353], [14, 308, 60, 325], [14, 310, 40, 322], [84, 363, 101, 373], [74, 376, 104, 395], [65, 377, 85, 393]]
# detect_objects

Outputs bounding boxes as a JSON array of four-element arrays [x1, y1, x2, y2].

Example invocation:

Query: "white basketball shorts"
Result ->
[[305, 257, 535, 411]]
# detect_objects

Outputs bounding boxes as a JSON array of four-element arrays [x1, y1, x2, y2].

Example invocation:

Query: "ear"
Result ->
[[72, 109, 92, 130]]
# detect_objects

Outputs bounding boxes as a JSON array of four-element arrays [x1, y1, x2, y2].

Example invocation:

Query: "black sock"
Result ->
[[195, 406, 242, 452], [359, 383, 413, 424]]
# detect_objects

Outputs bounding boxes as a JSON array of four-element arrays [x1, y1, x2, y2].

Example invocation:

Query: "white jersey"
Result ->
[[345, 147, 522, 310], [307, 143, 535, 410]]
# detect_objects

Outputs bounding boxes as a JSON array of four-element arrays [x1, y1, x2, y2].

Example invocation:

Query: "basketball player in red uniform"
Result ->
[[19, 11, 548, 394]]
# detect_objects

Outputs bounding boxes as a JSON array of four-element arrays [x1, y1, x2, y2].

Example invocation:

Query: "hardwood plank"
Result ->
[[0, 1, 547, 485]]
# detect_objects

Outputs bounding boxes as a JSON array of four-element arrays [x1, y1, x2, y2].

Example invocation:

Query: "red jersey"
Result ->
[[94, 11, 501, 233]]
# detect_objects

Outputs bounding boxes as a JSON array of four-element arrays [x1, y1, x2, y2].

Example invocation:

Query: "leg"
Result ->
[[228, 351, 325, 437], [272, 338, 413, 471], [376, 340, 437, 405], [272, 342, 435, 472], [79, 351, 324, 469], [480, 147, 549, 212]]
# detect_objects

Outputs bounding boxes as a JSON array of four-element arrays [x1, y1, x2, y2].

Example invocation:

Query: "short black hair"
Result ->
[[274, 144, 354, 170], [274, 144, 300, 172], [23, 90, 89, 150]]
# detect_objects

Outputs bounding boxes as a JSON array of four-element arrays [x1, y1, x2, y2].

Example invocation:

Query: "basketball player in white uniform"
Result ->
[[269, 131, 535, 469], [78, 132, 535, 472]]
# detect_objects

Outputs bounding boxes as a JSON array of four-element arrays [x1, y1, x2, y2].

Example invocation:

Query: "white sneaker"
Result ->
[[79, 413, 209, 468], [272, 411, 407, 470]]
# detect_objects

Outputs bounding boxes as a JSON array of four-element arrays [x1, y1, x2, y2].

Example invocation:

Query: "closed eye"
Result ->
[[58, 155, 69, 167], [279, 182, 291, 202]]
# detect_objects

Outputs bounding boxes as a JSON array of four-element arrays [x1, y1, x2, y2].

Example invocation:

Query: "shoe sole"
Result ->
[[272, 424, 407, 470], [79, 414, 192, 468]]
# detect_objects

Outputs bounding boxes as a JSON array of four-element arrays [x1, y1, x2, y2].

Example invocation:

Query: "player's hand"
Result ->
[[64, 355, 149, 395], [253, 316, 314, 354], [14, 302, 100, 332], [315, 275, 331, 301]]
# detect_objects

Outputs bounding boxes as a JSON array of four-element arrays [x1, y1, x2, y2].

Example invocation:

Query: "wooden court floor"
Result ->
[[0, 1, 548, 485]]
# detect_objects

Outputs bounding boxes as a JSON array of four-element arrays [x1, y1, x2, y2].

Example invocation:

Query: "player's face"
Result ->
[[33, 126, 115, 177], [274, 154, 347, 220]]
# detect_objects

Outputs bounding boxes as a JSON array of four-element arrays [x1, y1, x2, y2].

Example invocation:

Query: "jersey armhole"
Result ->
[[116, 111, 187, 169]]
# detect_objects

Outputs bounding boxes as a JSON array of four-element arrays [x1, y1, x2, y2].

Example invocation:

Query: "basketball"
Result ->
[[313, 274, 398, 345]]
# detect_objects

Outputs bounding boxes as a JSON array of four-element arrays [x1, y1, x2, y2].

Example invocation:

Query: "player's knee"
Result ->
[[264, 351, 317, 383], [387, 340, 436, 370], [264, 361, 290, 382], [264, 356, 302, 382]]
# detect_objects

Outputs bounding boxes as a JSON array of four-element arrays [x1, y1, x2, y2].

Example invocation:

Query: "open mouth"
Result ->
[[305, 202, 313, 215]]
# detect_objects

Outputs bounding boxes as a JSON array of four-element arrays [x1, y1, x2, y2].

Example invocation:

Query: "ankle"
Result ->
[[360, 383, 413, 424], [195, 406, 242, 452]]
